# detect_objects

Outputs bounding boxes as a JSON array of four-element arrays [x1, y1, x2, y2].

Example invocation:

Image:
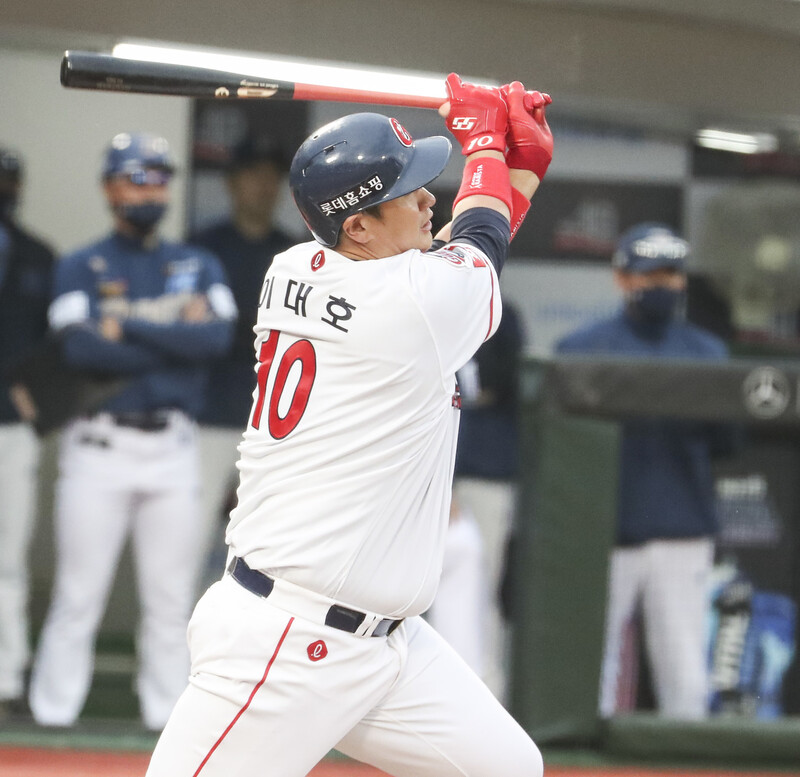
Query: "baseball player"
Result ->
[[0, 148, 56, 716], [556, 224, 731, 719], [27, 132, 237, 731], [145, 75, 553, 776]]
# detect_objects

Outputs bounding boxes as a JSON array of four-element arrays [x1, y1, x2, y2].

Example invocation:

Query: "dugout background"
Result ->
[[508, 356, 800, 764]]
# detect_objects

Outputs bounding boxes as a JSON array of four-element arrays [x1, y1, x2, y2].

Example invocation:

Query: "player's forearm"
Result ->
[[509, 169, 541, 202], [61, 327, 164, 373], [122, 318, 235, 362]]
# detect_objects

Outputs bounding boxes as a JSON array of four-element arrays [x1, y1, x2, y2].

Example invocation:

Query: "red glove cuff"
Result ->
[[509, 186, 530, 240], [506, 144, 552, 180], [453, 157, 513, 214]]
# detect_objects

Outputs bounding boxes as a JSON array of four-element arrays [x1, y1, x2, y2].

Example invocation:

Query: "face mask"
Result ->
[[630, 286, 682, 324], [116, 201, 168, 232]]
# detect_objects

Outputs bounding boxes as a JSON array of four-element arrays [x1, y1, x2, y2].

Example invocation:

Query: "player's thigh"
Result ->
[[133, 479, 202, 614], [148, 577, 404, 777], [146, 680, 336, 777], [336, 617, 542, 777], [642, 538, 714, 662], [52, 432, 134, 600]]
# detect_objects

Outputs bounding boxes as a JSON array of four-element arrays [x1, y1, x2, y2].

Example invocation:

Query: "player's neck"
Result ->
[[335, 234, 381, 261]]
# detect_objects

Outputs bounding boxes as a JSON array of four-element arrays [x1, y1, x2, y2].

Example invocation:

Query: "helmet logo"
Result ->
[[311, 250, 325, 271], [390, 118, 413, 147]]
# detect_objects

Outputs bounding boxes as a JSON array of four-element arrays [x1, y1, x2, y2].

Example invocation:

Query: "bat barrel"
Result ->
[[60, 50, 446, 110], [61, 51, 291, 99]]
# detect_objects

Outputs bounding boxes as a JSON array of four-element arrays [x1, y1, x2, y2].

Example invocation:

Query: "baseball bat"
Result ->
[[60, 51, 446, 110]]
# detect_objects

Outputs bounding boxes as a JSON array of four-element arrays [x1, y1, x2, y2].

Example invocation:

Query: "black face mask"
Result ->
[[116, 201, 168, 233], [630, 286, 682, 325]]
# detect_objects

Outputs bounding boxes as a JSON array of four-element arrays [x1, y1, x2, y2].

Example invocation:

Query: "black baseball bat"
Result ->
[[60, 50, 446, 109]]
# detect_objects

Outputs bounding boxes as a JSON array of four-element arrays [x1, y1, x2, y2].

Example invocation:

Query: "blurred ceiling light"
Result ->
[[111, 41, 493, 100], [696, 128, 778, 154]]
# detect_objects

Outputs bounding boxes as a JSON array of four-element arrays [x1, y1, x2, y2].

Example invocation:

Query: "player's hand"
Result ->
[[99, 315, 123, 342], [501, 81, 553, 180], [9, 384, 37, 422], [181, 294, 211, 323], [440, 73, 508, 156]]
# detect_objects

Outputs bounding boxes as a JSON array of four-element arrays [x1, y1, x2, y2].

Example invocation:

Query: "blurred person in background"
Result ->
[[191, 137, 296, 587], [0, 148, 56, 718], [27, 132, 236, 731], [556, 223, 731, 719], [426, 301, 525, 703]]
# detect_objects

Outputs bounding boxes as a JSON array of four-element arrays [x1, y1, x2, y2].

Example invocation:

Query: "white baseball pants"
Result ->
[[451, 477, 516, 702], [0, 422, 39, 701], [146, 575, 543, 777], [426, 505, 486, 678], [599, 537, 714, 719], [29, 413, 202, 729]]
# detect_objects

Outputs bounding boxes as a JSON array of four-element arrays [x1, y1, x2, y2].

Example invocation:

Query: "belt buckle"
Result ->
[[355, 612, 386, 638]]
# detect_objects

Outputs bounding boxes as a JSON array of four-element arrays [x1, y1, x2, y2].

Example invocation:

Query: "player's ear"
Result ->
[[340, 212, 373, 245]]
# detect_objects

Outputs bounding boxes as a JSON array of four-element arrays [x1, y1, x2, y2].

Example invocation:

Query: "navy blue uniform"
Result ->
[[0, 218, 54, 706], [49, 232, 236, 416], [0, 221, 55, 421], [191, 222, 294, 427], [556, 309, 728, 545]]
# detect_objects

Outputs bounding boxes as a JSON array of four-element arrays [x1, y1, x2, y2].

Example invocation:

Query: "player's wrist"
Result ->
[[509, 186, 531, 240], [453, 156, 513, 215]]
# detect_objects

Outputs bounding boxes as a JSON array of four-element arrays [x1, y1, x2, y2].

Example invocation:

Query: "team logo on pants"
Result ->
[[307, 640, 328, 662]]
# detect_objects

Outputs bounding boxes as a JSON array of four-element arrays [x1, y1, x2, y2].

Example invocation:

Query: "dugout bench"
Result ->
[[509, 356, 800, 765]]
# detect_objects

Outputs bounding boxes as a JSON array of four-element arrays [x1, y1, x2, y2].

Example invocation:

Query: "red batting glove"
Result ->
[[443, 73, 508, 156], [501, 81, 554, 179]]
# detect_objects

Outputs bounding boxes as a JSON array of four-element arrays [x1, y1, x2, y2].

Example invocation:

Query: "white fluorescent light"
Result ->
[[696, 128, 778, 154], [112, 41, 495, 100]]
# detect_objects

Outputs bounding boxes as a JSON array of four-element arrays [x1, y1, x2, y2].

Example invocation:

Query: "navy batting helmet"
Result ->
[[102, 132, 175, 181], [290, 113, 451, 247], [613, 223, 689, 273]]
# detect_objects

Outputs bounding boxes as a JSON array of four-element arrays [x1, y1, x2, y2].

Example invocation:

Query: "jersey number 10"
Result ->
[[251, 329, 317, 439]]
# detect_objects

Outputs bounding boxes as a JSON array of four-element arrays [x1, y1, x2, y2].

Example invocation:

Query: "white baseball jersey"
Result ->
[[227, 238, 501, 617]]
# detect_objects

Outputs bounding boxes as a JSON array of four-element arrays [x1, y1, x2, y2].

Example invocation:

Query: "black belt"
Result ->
[[228, 557, 403, 638], [110, 411, 172, 432]]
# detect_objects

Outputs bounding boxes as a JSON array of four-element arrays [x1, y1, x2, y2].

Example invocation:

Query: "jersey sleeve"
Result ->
[[197, 247, 238, 321], [408, 240, 502, 378]]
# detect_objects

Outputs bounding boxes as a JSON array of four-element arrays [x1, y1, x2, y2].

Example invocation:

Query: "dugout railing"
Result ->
[[509, 356, 800, 764]]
